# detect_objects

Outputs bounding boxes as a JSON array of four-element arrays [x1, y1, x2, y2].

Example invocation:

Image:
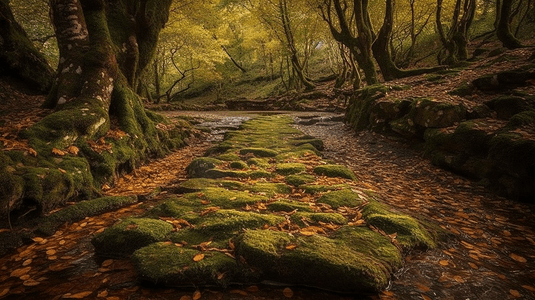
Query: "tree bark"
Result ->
[[0, 0, 54, 92], [496, 0, 523, 49]]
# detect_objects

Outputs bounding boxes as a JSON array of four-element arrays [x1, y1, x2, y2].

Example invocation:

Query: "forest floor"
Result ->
[[1, 45, 535, 299]]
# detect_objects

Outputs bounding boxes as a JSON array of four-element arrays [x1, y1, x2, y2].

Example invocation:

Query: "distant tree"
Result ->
[[436, 0, 477, 64], [496, 0, 523, 49], [0, 0, 54, 92]]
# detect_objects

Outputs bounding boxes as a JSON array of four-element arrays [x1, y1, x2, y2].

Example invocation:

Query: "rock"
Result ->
[[485, 96, 534, 120], [317, 189, 365, 209], [186, 157, 223, 178], [369, 98, 412, 131], [275, 163, 306, 175], [314, 164, 357, 181], [412, 99, 466, 128], [92, 218, 173, 257]]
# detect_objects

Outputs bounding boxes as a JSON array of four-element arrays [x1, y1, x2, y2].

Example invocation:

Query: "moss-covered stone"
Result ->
[[267, 200, 314, 213], [186, 187, 269, 209], [362, 200, 437, 249], [275, 163, 306, 175], [133, 243, 241, 287], [239, 148, 279, 157], [290, 139, 324, 151], [229, 161, 248, 170], [92, 218, 173, 257], [317, 189, 364, 209], [301, 184, 347, 194], [195, 210, 284, 234], [286, 174, 315, 186], [37, 196, 137, 235], [290, 212, 348, 226], [216, 152, 241, 161], [246, 157, 270, 168], [235, 229, 400, 292], [314, 165, 357, 181], [246, 182, 292, 196], [186, 157, 223, 178]]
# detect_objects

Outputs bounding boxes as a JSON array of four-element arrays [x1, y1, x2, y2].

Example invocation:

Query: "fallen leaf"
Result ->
[[101, 259, 114, 267], [299, 230, 315, 236], [193, 253, 205, 262], [20, 274, 30, 280], [246, 286, 259, 292], [46, 249, 57, 256], [32, 237, 44, 243], [217, 272, 226, 280], [468, 262, 478, 270], [23, 280, 40, 287], [22, 259, 32, 266], [67, 145, 79, 155], [28, 148, 37, 157], [522, 285, 535, 292], [283, 287, 294, 298], [52, 148, 66, 156], [439, 260, 449, 266], [193, 290, 201, 300], [285, 244, 298, 250], [230, 290, 247, 296], [228, 239, 235, 250], [510, 253, 527, 263], [97, 290, 108, 298], [510, 289, 521, 298], [62, 291, 93, 298], [179, 296, 192, 300], [0, 288, 9, 297], [10, 267, 31, 277], [421, 294, 432, 300]]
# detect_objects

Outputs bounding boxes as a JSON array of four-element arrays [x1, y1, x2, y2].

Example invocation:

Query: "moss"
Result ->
[[92, 218, 173, 257], [267, 200, 314, 213], [186, 157, 223, 178], [195, 210, 284, 234], [246, 182, 292, 195], [235, 229, 397, 292], [449, 81, 474, 97], [314, 165, 357, 181], [132, 244, 240, 287], [506, 110, 535, 129], [317, 189, 365, 209], [178, 178, 245, 192], [246, 158, 270, 168], [216, 152, 241, 161], [286, 174, 315, 186], [362, 200, 437, 249], [290, 139, 324, 151], [186, 187, 269, 209], [239, 148, 279, 157], [229, 161, 248, 170], [290, 212, 348, 226], [275, 163, 306, 175], [37, 196, 137, 235], [301, 184, 347, 194]]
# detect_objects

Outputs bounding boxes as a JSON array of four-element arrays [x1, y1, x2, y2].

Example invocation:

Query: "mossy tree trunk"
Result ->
[[436, 0, 476, 65], [371, 0, 444, 81], [496, 0, 523, 49], [320, 0, 379, 85], [1, 0, 181, 224], [0, 0, 54, 92]]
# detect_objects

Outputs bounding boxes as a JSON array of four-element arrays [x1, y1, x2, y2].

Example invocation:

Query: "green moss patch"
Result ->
[[37, 196, 137, 235], [186, 157, 223, 178], [239, 148, 279, 157], [92, 218, 173, 257], [286, 174, 315, 186], [317, 189, 365, 209], [275, 163, 306, 175], [267, 200, 314, 213], [314, 165, 357, 181], [133, 244, 240, 287]]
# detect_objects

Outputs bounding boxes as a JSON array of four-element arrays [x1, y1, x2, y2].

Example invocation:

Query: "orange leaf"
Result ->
[[439, 260, 448, 266], [192, 290, 201, 300], [52, 148, 66, 156], [510, 253, 527, 263], [522, 285, 535, 292], [510, 289, 521, 298], [193, 253, 205, 262], [62, 291, 93, 299], [421, 294, 432, 300], [230, 290, 247, 296], [300, 230, 315, 236], [179, 296, 192, 300], [285, 244, 298, 250], [283, 287, 294, 298], [0, 288, 9, 297], [246, 286, 259, 292], [67, 145, 79, 155], [28, 148, 37, 157], [101, 259, 114, 267], [10, 267, 31, 277], [23, 280, 40, 287]]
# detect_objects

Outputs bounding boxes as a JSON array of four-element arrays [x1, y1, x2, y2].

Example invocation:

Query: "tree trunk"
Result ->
[[0, 0, 54, 92], [5, 0, 182, 219], [436, 0, 475, 65], [496, 0, 524, 49]]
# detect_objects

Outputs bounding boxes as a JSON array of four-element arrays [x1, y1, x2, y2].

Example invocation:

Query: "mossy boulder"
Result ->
[[485, 96, 534, 120], [133, 244, 241, 287], [368, 98, 412, 132], [186, 157, 223, 178], [267, 200, 314, 213], [275, 163, 306, 175], [290, 138, 324, 151], [246, 157, 270, 168], [229, 161, 248, 170], [317, 189, 364, 209], [286, 174, 315, 186], [186, 187, 269, 209], [234, 229, 402, 292], [92, 218, 173, 257], [314, 165, 357, 181], [346, 84, 390, 131], [239, 148, 279, 157], [412, 99, 466, 128], [37, 196, 137, 235], [362, 201, 437, 249]]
